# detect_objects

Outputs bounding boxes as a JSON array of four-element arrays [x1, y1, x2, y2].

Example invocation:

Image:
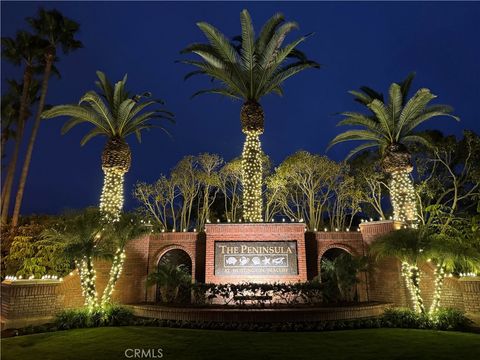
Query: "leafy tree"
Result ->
[[181, 9, 319, 222], [348, 151, 389, 219], [42, 71, 174, 222], [265, 151, 347, 230], [196, 153, 223, 228], [12, 9, 83, 226], [171, 156, 201, 230], [329, 75, 458, 225], [218, 158, 243, 222], [416, 131, 480, 227], [4, 221, 70, 279]]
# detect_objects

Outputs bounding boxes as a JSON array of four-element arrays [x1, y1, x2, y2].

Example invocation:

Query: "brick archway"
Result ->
[[317, 243, 359, 275], [155, 245, 193, 265], [152, 245, 195, 303]]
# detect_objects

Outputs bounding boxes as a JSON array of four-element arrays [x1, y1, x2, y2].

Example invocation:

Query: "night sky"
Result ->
[[2, 1, 480, 215]]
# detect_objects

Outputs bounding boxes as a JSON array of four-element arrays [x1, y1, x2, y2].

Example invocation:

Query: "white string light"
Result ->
[[242, 131, 263, 222]]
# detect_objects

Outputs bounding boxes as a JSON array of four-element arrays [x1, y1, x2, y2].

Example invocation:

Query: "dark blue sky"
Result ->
[[2, 1, 479, 215]]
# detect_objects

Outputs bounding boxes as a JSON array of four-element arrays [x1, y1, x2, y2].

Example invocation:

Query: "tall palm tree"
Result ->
[[1, 79, 40, 195], [12, 8, 83, 227], [370, 227, 431, 314], [41, 71, 174, 222], [181, 9, 319, 222], [329, 77, 458, 224], [1, 31, 45, 224], [41, 208, 108, 310], [101, 213, 147, 306]]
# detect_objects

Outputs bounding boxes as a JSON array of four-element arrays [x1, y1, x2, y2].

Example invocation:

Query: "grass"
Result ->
[[2, 327, 480, 360]]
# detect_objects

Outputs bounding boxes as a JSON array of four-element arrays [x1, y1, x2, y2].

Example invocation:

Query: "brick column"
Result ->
[[360, 221, 409, 306]]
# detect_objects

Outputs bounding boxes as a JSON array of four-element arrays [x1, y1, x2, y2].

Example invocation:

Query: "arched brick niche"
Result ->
[[304, 231, 364, 280]]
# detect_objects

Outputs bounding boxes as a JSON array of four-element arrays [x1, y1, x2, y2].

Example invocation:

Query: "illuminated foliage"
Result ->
[[100, 168, 125, 222], [390, 170, 418, 223], [329, 74, 458, 226], [42, 209, 106, 310], [242, 131, 263, 222], [101, 214, 147, 306], [370, 228, 430, 314], [181, 9, 318, 220]]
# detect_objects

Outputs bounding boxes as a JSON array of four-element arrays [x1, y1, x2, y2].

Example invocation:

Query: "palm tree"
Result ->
[[101, 213, 148, 306], [146, 263, 192, 303], [12, 8, 83, 227], [1, 79, 40, 198], [181, 9, 319, 222], [369, 228, 431, 314], [428, 232, 480, 314], [41, 71, 174, 222], [1, 31, 45, 224], [328, 76, 458, 224], [41, 209, 108, 310]]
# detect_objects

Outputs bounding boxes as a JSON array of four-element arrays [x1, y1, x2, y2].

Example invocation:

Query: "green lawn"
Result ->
[[2, 327, 480, 360]]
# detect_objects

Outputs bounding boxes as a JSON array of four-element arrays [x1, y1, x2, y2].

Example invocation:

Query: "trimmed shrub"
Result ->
[[55, 305, 135, 330], [430, 308, 472, 331]]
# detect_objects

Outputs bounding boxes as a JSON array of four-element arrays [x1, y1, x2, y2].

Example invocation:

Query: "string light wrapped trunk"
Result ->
[[76, 257, 98, 310], [99, 137, 131, 223], [382, 144, 419, 225], [241, 100, 264, 222], [429, 264, 446, 315], [401, 261, 425, 314], [101, 248, 126, 306]]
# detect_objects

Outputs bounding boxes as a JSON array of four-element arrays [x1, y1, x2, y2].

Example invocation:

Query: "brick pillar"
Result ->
[[360, 221, 409, 306]]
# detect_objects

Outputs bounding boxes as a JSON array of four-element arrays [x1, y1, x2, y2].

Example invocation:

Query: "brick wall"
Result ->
[[204, 223, 308, 284], [360, 221, 480, 312], [2, 221, 479, 330], [1, 280, 63, 329]]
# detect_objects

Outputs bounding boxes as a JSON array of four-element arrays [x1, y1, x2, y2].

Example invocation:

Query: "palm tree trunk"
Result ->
[[11, 58, 53, 227], [240, 100, 264, 222], [99, 168, 126, 222], [241, 131, 263, 222], [429, 263, 446, 315], [1, 65, 33, 225], [101, 249, 126, 306], [77, 257, 98, 310], [401, 261, 425, 314], [389, 170, 419, 225]]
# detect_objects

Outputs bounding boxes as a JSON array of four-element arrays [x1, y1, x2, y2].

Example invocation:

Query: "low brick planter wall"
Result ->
[[1, 280, 62, 330], [129, 302, 390, 323]]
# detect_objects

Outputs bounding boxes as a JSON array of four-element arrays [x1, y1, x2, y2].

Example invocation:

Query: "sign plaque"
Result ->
[[214, 241, 298, 276]]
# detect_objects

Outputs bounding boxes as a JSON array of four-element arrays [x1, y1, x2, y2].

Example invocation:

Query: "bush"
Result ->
[[381, 307, 429, 329], [191, 281, 324, 306], [430, 308, 472, 331], [381, 307, 471, 331], [55, 305, 135, 330]]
